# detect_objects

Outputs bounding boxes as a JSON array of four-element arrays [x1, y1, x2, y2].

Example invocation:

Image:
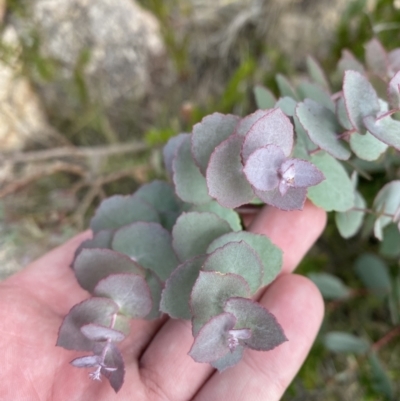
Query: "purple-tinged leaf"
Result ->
[[94, 273, 152, 319], [206, 135, 254, 208], [211, 345, 244, 371], [81, 323, 125, 343], [173, 135, 212, 204], [373, 181, 400, 240], [279, 159, 324, 188], [191, 113, 239, 174], [363, 115, 400, 150], [336, 96, 353, 130], [145, 270, 163, 319], [365, 38, 389, 78], [275, 97, 297, 117], [306, 55, 330, 91], [72, 230, 113, 267], [172, 212, 232, 262], [57, 298, 119, 351], [253, 85, 276, 109], [112, 222, 178, 281], [73, 249, 144, 293], [100, 343, 125, 393], [389, 48, 400, 74], [255, 187, 307, 211], [388, 71, 400, 109], [189, 313, 237, 363], [207, 231, 282, 287], [349, 131, 388, 161], [307, 152, 355, 212], [90, 194, 160, 233], [233, 109, 269, 136], [297, 82, 335, 111], [189, 201, 242, 231], [343, 70, 380, 133], [224, 297, 287, 351], [296, 99, 351, 160], [190, 271, 251, 335], [241, 108, 294, 162], [243, 145, 286, 192], [276, 73, 299, 100], [337, 49, 365, 75], [203, 241, 263, 294], [71, 355, 101, 368], [163, 133, 189, 180], [160, 255, 207, 319]]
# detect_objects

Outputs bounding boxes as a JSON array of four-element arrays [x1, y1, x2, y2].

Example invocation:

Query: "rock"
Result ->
[[11, 0, 170, 122], [0, 25, 52, 151]]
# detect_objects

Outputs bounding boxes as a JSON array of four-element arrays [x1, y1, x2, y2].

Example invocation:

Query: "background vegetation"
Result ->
[[1, 0, 400, 399]]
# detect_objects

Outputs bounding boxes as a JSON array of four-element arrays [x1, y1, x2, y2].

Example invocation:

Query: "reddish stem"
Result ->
[[372, 326, 400, 352]]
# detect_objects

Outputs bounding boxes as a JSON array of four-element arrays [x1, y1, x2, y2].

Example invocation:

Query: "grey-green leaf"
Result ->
[[207, 231, 282, 287], [253, 85, 276, 109], [203, 241, 263, 294], [354, 253, 391, 297], [297, 82, 334, 111], [296, 100, 351, 160], [173, 135, 212, 204], [349, 131, 388, 161], [323, 332, 369, 354], [308, 272, 351, 300], [306, 55, 330, 90], [172, 212, 232, 262], [363, 115, 400, 151], [191, 113, 239, 175], [189, 201, 242, 231], [276, 73, 298, 99], [90, 195, 160, 233], [308, 152, 355, 212], [335, 191, 366, 238], [190, 271, 250, 335], [112, 222, 179, 281], [160, 255, 207, 319], [275, 96, 297, 117]]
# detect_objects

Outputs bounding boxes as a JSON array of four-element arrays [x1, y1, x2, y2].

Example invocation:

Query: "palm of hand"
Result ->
[[0, 203, 326, 401]]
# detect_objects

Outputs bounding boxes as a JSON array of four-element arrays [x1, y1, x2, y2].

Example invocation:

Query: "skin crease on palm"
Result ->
[[0, 201, 326, 401]]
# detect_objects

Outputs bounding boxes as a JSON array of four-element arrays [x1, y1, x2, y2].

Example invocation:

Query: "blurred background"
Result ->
[[0, 0, 400, 399]]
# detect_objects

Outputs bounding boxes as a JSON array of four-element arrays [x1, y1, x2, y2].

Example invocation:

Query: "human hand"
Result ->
[[0, 201, 326, 400]]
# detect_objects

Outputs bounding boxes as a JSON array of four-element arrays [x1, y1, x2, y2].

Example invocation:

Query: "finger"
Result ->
[[5, 231, 92, 315], [249, 200, 327, 273], [138, 202, 326, 401], [193, 274, 324, 401]]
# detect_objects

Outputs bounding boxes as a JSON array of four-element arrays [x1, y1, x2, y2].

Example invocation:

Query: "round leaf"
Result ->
[[243, 145, 285, 192], [388, 70, 400, 109], [241, 108, 294, 162], [207, 231, 282, 287], [73, 249, 145, 293], [275, 96, 297, 117], [112, 222, 178, 281], [297, 82, 334, 111], [306, 55, 330, 91], [224, 297, 287, 351], [188, 313, 236, 363], [163, 133, 189, 179], [363, 115, 400, 150], [190, 271, 250, 335], [172, 212, 232, 262], [173, 135, 212, 204], [90, 194, 159, 233], [307, 152, 354, 212], [206, 135, 254, 208], [296, 99, 351, 160], [191, 113, 239, 174], [256, 186, 307, 211], [335, 191, 366, 238], [203, 241, 263, 294], [81, 323, 125, 343], [349, 131, 388, 161], [57, 298, 119, 351], [189, 201, 242, 231], [94, 273, 153, 318], [233, 109, 268, 136], [343, 70, 380, 133], [160, 255, 207, 319], [276, 73, 298, 99]]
